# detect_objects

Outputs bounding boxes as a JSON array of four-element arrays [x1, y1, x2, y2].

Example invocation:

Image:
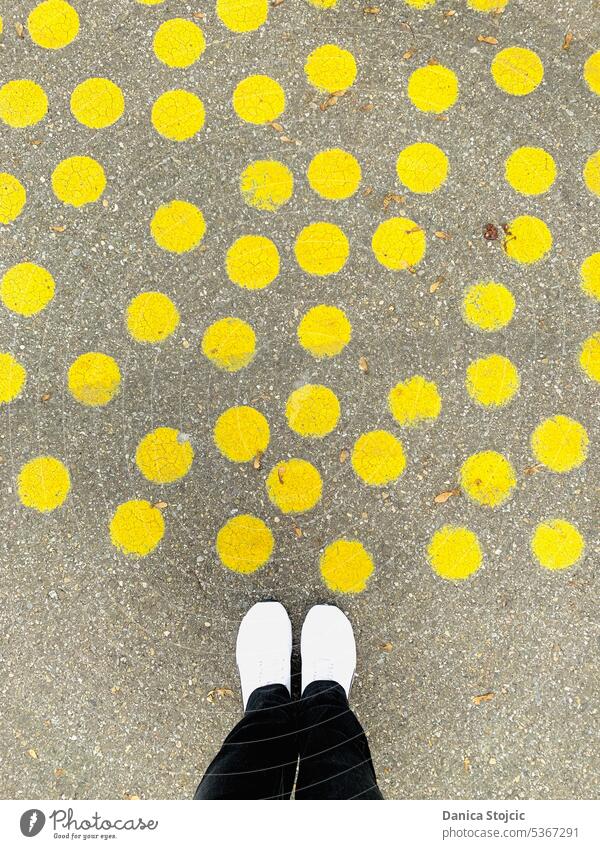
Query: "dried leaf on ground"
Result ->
[[429, 276, 445, 293], [28, 748, 38, 759], [153, 501, 168, 510], [383, 192, 404, 209], [477, 35, 498, 45], [339, 448, 350, 463], [359, 356, 369, 373], [434, 230, 451, 240], [483, 223, 499, 241], [472, 692, 495, 705], [15, 22, 25, 37], [50, 225, 67, 233], [380, 641, 393, 652], [562, 31, 574, 50], [434, 488, 459, 504], [207, 687, 234, 703], [523, 464, 542, 476]]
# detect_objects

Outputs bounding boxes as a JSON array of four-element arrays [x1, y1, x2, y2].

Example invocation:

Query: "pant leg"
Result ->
[[194, 683, 297, 800], [295, 680, 383, 800]]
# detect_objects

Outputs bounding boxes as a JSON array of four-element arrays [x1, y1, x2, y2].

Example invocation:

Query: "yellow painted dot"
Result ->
[[466, 354, 520, 407], [306, 0, 337, 7], [201, 317, 256, 372], [226, 235, 280, 290], [216, 514, 273, 573], [305, 44, 357, 93], [320, 539, 374, 593], [579, 332, 600, 382], [0, 352, 26, 403], [286, 384, 340, 438], [51, 156, 106, 207], [240, 160, 293, 211], [388, 375, 442, 426], [531, 519, 584, 571], [214, 405, 270, 462], [491, 47, 543, 95], [404, 0, 436, 7], [153, 18, 206, 67], [584, 51, 600, 95], [407, 64, 458, 113], [372, 217, 426, 270], [351, 430, 406, 486], [18, 456, 70, 512], [297, 304, 351, 358], [151, 90, 205, 142], [27, 0, 79, 49], [233, 75, 285, 124], [136, 427, 194, 483], [266, 458, 322, 513], [0, 173, 26, 224], [462, 281, 515, 331], [428, 525, 482, 581], [532, 415, 588, 473], [109, 500, 165, 557], [295, 222, 349, 276], [1, 262, 55, 316], [126, 292, 180, 344], [460, 450, 516, 507], [137, 0, 164, 5], [67, 352, 121, 407], [503, 215, 552, 264], [468, 0, 509, 9], [70, 78, 125, 129], [505, 146, 556, 195], [0, 80, 48, 128], [396, 142, 448, 194], [580, 253, 600, 301], [583, 150, 600, 197], [150, 200, 206, 253], [217, 0, 268, 32], [307, 148, 361, 200]]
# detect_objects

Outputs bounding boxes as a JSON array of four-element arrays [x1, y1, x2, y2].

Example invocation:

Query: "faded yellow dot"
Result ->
[[150, 200, 206, 253], [217, 0, 268, 32], [0, 80, 48, 128], [151, 90, 205, 142], [466, 354, 520, 407], [531, 519, 584, 571], [491, 47, 543, 95], [307, 148, 361, 200], [137, 0, 164, 4], [297, 304, 351, 359], [216, 514, 273, 573], [320, 539, 374, 594], [18, 456, 70, 512], [388, 375, 441, 426], [372, 217, 426, 270], [153, 18, 206, 67], [352, 430, 406, 486], [396, 142, 448, 194], [584, 51, 600, 95], [468, 0, 509, 9], [1, 262, 55, 316], [305, 44, 357, 93], [214, 405, 270, 462], [580, 253, 600, 301], [583, 150, 600, 197], [233, 75, 285, 124], [460, 450, 516, 507], [240, 160, 293, 211], [462, 281, 515, 331], [136, 427, 194, 483], [503, 215, 552, 264], [407, 64, 458, 113], [110, 500, 165, 557], [0, 173, 26, 224], [295, 222, 349, 276], [226, 235, 280, 290], [201, 317, 256, 372], [428, 525, 482, 581], [404, 0, 436, 7], [27, 0, 79, 49], [0, 352, 26, 403], [266, 458, 322, 513], [127, 292, 179, 344], [70, 78, 125, 129], [532, 415, 588, 473], [51, 156, 106, 207], [579, 332, 600, 382], [505, 146, 556, 195], [68, 352, 121, 407], [286, 384, 340, 438], [306, 0, 337, 7]]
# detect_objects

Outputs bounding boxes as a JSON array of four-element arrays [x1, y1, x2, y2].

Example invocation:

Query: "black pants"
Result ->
[[194, 680, 383, 799]]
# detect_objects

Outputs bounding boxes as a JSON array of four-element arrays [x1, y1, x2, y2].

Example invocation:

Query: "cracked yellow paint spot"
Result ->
[[579, 332, 600, 382], [0, 80, 48, 128], [136, 427, 194, 484], [505, 146, 556, 195], [352, 430, 406, 486], [233, 75, 285, 124], [531, 519, 584, 571], [153, 18, 206, 67], [491, 47, 543, 95], [372, 217, 426, 270], [70, 78, 125, 129], [295, 222, 349, 276], [216, 514, 274, 573], [305, 44, 357, 93], [583, 150, 600, 196], [428, 525, 482, 581], [151, 90, 205, 141], [1, 262, 55, 316], [286, 384, 340, 438], [27, 0, 79, 49], [201, 317, 256, 372], [51, 156, 106, 207], [408, 64, 458, 113], [110, 500, 165, 557], [240, 160, 293, 211], [462, 281, 515, 331], [68, 352, 121, 407], [396, 142, 448, 194], [18, 456, 70, 512], [503, 215, 552, 264], [460, 450, 516, 507], [388, 375, 442, 426], [217, 0, 268, 32], [584, 51, 600, 95], [150, 200, 206, 253], [127, 292, 180, 344], [466, 354, 520, 407], [0, 173, 26, 224], [226, 235, 280, 289], [266, 458, 322, 513], [0, 352, 26, 403], [297, 304, 351, 358], [468, 0, 509, 10], [307, 149, 361, 200], [580, 253, 600, 301], [214, 406, 270, 462], [320, 539, 374, 593], [532, 415, 588, 473]]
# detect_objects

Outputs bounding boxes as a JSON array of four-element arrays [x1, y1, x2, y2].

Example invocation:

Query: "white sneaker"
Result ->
[[300, 605, 356, 697], [236, 602, 292, 709]]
